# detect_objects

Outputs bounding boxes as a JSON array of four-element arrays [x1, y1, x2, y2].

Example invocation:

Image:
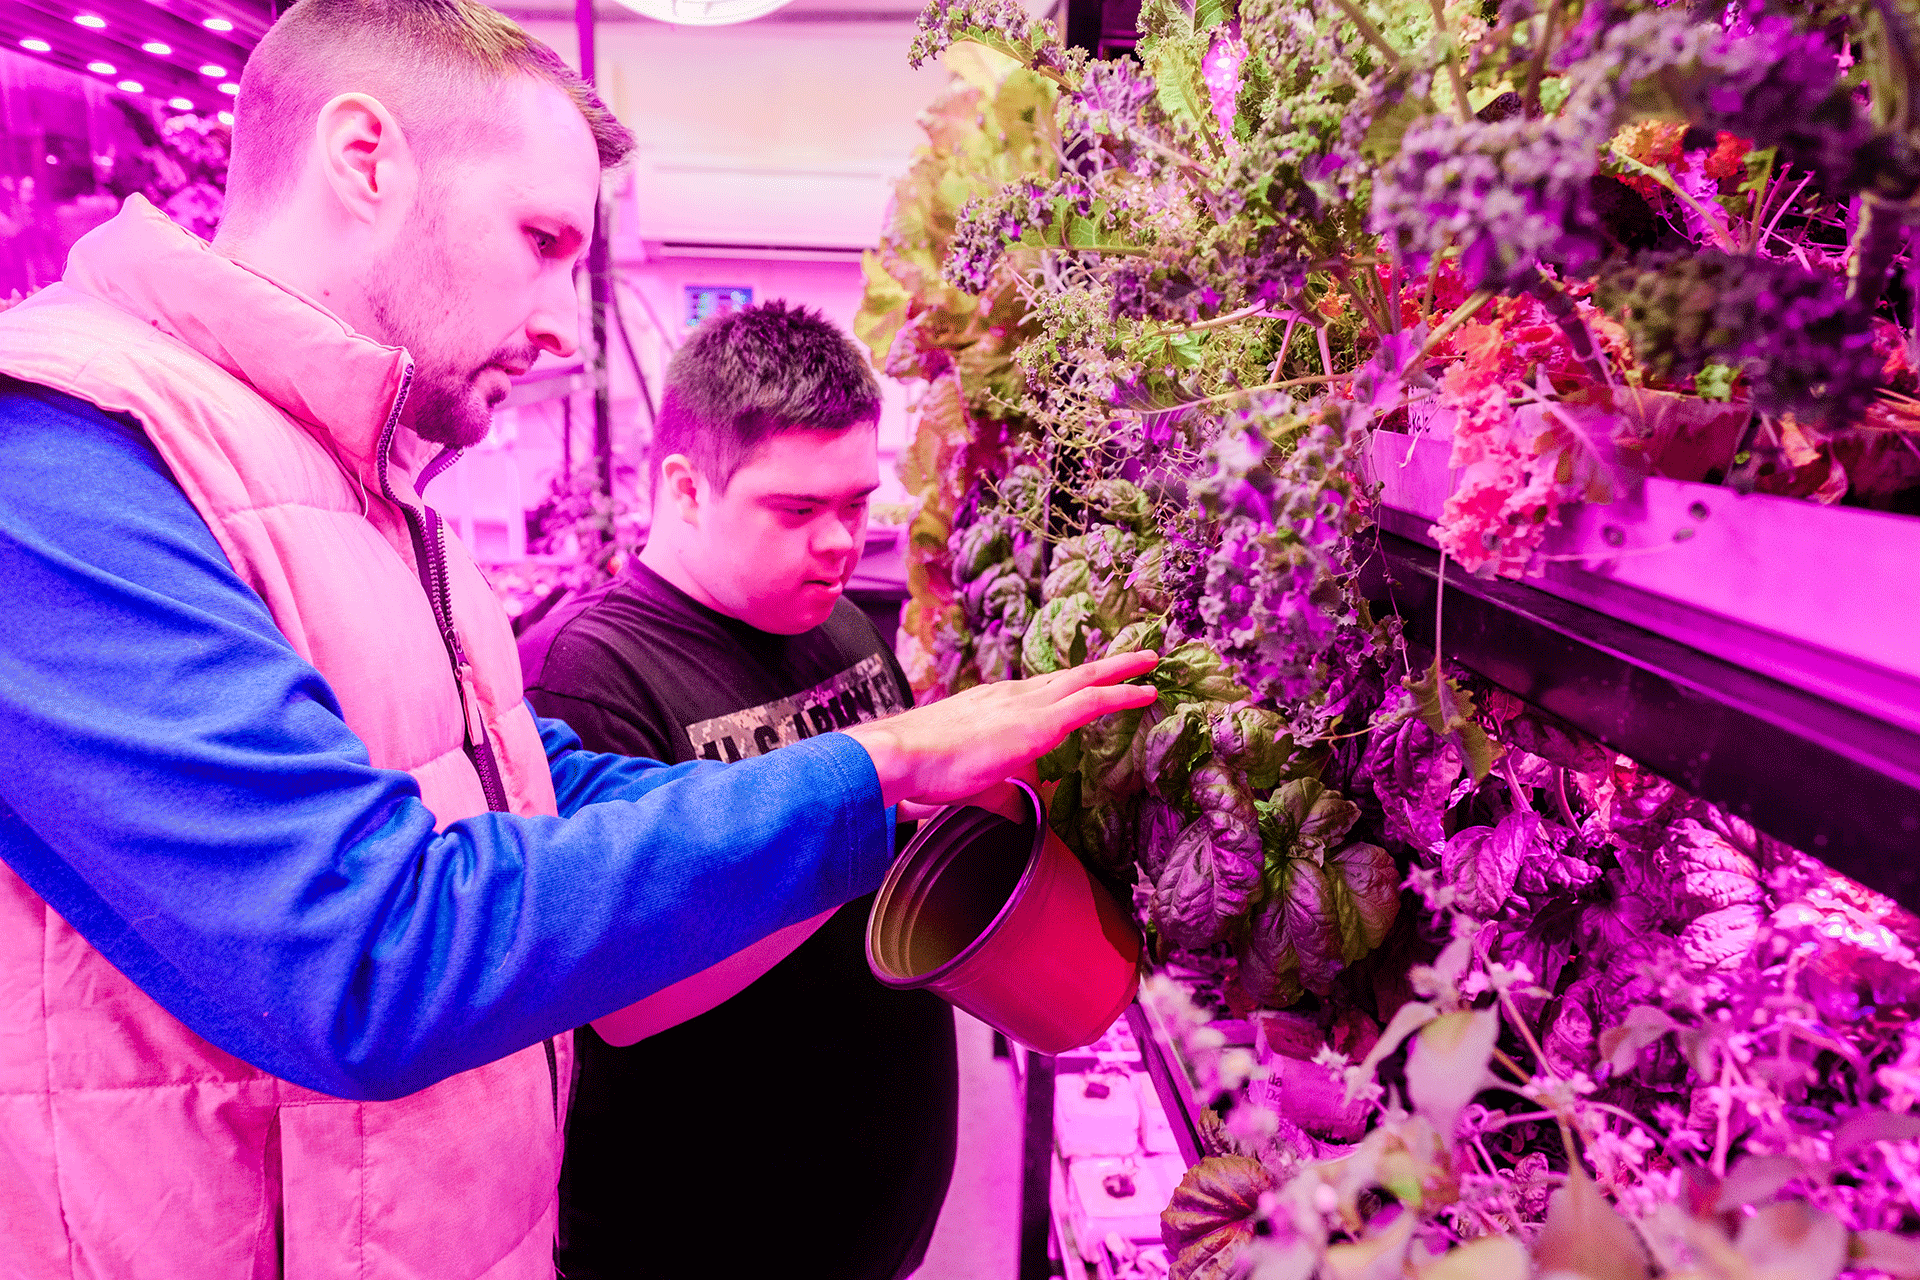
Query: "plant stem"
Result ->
[[1429, 0, 1474, 121], [1327, 0, 1405, 70], [1160, 302, 1271, 335], [1415, 288, 1496, 363], [1522, 0, 1560, 116]]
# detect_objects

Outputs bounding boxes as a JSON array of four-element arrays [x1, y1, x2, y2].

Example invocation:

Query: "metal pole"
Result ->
[[575, 0, 615, 541]]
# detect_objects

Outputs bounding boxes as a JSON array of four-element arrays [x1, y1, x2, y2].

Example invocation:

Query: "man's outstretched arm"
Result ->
[[0, 384, 1155, 1100]]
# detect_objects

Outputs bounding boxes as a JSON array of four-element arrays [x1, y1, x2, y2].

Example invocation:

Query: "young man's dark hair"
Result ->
[[650, 299, 883, 494]]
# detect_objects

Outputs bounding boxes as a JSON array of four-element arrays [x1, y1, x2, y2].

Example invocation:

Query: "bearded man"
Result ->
[[0, 2, 1155, 1277]]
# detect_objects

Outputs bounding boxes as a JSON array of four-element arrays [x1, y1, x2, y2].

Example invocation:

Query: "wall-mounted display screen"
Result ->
[[683, 284, 752, 328]]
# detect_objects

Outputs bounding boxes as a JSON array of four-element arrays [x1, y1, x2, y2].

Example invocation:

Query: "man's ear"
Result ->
[[657, 454, 705, 526], [313, 92, 417, 227]]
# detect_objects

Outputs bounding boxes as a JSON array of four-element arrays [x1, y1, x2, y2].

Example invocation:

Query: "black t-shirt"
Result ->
[[522, 562, 957, 1280]]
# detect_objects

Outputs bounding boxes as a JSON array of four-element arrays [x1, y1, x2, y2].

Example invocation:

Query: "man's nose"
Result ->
[[814, 515, 857, 557], [528, 269, 579, 359]]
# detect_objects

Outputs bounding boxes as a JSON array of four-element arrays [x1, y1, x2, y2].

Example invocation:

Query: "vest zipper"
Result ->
[[375, 363, 512, 814]]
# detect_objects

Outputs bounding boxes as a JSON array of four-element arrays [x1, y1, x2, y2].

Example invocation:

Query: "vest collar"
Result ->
[[59, 195, 438, 492]]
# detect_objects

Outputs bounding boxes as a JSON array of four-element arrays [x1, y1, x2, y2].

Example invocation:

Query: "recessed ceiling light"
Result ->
[[73, 14, 107, 28], [117, 80, 143, 93], [86, 60, 115, 75], [199, 63, 226, 76], [202, 17, 234, 31], [168, 97, 193, 110], [142, 41, 172, 56], [217, 110, 233, 125], [218, 82, 238, 95], [20, 38, 52, 52]]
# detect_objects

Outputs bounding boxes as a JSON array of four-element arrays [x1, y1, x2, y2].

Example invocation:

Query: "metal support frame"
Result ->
[[1362, 531, 1920, 910], [1019, 1050, 1061, 1279]]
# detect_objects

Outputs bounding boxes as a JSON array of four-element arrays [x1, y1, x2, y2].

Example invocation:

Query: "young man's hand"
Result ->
[[844, 652, 1160, 808]]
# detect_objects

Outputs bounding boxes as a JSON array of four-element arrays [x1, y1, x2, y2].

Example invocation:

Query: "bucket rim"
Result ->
[[866, 777, 1048, 990]]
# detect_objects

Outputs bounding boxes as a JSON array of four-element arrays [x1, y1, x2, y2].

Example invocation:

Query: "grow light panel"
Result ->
[[86, 59, 114, 73], [609, 0, 796, 25], [116, 78, 141, 91], [142, 41, 171, 55], [199, 63, 226, 75], [73, 14, 106, 28], [20, 38, 52, 52], [202, 17, 233, 31]]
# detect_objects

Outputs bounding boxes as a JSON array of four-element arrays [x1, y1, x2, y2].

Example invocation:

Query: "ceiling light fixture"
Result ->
[[73, 14, 107, 28], [218, 82, 238, 95], [168, 96, 193, 109], [117, 80, 143, 93], [607, 0, 794, 25], [142, 41, 172, 56], [199, 63, 225, 76], [217, 111, 233, 125], [86, 60, 115, 74], [202, 16, 234, 31], [20, 38, 52, 52]]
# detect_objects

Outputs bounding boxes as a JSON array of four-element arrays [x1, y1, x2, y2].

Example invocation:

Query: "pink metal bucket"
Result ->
[[866, 779, 1142, 1054]]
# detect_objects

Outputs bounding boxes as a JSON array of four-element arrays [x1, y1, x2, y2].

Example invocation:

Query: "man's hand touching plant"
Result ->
[[844, 651, 1159, 809]]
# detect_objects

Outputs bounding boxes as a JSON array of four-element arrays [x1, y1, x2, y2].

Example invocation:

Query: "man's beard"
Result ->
[[364, 201, 530, 449]]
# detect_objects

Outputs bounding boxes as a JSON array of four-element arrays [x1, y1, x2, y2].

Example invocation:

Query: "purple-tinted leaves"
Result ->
[[1264, 777, 1361, 862], [1404, 661, 1497, 784], [1329, 842, 1401, 956], [1078, 706, 1147, 799], [949, 515, 1010, 583], [1209, 705, 1291, 790], [1021, 591, 1095, 673], [1138, 795, 1186, 881], [1041, 551, 1091, 602], [1139, 701, 1214, 801], [1533, 1166, 1652, 1280], [1149, 763, 1263, 948], [1362, 704, 1462, 858], [1441, 810, 1578, 919], [1407, 1009, 1500, 1141], [1160, 1156, 1274, 1280]]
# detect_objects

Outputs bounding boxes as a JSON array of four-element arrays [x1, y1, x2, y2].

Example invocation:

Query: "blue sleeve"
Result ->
[[0, 384, 894, 1102]]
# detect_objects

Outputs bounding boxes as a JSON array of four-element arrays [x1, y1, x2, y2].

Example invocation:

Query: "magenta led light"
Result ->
[[168, 97, 193, 109], [199, 63, 226, 76], [86, 60, 115, 75], [218, 82, 238, 95], [116, 80, 143, 93], [73, 14, 106, 28], [202, 17, 234, 31], [142, 41, 172, 56], [20, 38, 52, 52]]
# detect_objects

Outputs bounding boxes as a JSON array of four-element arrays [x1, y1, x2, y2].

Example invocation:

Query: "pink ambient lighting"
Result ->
[[201, 16, 234, 31], [86, 60, 115, 75], [73, 14, 107, 28], [142, 41, 172, 56], [20, 38, 53, 53], [116, 80, 143, 93]]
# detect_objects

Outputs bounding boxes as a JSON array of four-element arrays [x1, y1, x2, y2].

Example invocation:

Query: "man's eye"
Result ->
[[529, 230, 556, 254]]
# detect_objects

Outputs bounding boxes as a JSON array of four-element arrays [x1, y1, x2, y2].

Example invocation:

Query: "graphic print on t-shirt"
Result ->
[[685, 652, 908, 762]]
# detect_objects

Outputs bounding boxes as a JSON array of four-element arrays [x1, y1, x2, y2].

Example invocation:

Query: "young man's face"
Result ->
[[682, 424, 880, 635], [367, 77, 600, 447]]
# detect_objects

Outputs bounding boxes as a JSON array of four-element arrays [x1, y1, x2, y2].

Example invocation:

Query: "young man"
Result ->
[[0, 2, 1158, 1275], [521, 302, 954, 1280]]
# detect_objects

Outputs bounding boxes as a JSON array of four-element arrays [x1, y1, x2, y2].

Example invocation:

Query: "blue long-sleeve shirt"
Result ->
[[0, 381, 893, 1101]]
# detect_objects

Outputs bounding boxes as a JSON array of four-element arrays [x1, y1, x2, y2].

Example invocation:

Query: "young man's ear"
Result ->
[[656, 454, 705, 526]]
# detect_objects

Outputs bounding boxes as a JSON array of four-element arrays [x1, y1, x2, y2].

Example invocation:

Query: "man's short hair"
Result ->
[[654, 301, 884, 492], [225, 0, 634, 229]]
